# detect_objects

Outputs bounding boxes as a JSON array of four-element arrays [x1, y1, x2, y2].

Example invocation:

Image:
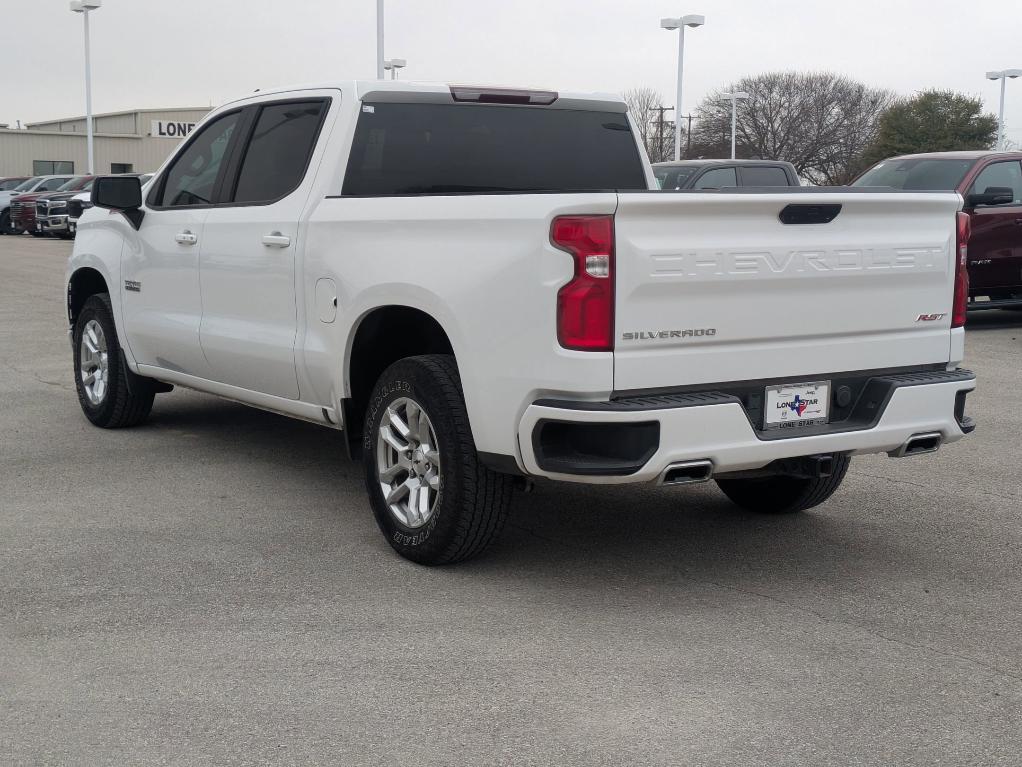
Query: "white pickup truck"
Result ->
[[67, 81, 976, 564]]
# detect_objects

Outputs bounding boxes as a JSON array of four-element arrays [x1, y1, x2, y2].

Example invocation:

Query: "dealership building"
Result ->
[[0, 106, 210, 177]]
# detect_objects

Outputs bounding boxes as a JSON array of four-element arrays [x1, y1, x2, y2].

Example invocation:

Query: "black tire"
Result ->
[[30, 230, 45, 238], [0, 210, 11, 235], [363, 354, 513, 565], [715, 453, 851, 514], [73, 293, 155, 428]]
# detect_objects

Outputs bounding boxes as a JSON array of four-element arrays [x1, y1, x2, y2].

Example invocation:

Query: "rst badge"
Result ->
[[124, 280, 141, 293], [916, 313, 946, 322]]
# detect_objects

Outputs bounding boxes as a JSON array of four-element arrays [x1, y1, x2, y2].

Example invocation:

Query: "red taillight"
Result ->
[[551, 215, 614, 351], [953, 211, 970, 328]]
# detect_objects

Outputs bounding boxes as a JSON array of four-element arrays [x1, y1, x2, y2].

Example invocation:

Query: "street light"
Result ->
[[661, 13, 705, 161], [384, 58, 406, 80], [986, 69, 1022, 150], [70, 0, 101, 175], [722, 91, 749, 159]]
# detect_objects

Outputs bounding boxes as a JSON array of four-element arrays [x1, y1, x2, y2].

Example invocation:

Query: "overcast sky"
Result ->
[[7, 0, 1022, 145]]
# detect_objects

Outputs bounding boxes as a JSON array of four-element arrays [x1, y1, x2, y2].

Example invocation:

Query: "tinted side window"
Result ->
[[342, 102, 646, 195], [693, 167, 737, 189], [741, 166, 790, 186], [156, 111, 240, 207], [969, 161, 1022, 204], [39, 177, 72, 191], [655, 167, 697, 190], [232, 100, 327, 204]]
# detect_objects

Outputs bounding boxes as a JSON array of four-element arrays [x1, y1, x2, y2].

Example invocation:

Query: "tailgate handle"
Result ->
[[778, 204, 842, 225]]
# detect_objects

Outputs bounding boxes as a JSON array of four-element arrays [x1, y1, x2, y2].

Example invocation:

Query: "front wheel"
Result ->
[[73, 293, 156, 428], [715, 454, 851, 514], [363, 355, 513, 565], [0, 210, 12, 234]]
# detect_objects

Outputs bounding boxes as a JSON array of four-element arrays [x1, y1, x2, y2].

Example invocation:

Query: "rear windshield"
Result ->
[[342, 102, 647, 195], [853, 158, 974, 190], [654, 166, 698, 190], [0, 178, 26, 191]]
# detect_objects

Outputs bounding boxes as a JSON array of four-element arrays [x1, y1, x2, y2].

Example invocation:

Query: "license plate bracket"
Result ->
[[764, 381, 830, 431]]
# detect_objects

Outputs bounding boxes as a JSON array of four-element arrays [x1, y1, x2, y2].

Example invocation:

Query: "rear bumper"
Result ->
[[518, 369, 976, 484]]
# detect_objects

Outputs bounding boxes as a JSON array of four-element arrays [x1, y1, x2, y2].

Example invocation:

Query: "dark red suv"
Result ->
[[854, 151, 1022, 310]]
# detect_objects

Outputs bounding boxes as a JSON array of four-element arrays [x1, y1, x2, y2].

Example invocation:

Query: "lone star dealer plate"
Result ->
[[764, 381, 830, 430]]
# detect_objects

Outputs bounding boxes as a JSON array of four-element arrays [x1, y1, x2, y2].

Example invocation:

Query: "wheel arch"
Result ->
[[67, 266, 110, 327], [343, 304, 457, 455]]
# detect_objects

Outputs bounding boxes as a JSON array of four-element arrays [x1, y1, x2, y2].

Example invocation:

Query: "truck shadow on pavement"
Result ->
[[144, 393, 922, 585]]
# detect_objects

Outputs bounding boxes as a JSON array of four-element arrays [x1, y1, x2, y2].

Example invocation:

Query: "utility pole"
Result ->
[[681, 113, 694, 157], [650, 105, 674, 162]]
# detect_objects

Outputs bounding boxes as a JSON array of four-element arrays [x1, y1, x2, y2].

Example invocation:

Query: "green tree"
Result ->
[[862, 90, 998, 167]]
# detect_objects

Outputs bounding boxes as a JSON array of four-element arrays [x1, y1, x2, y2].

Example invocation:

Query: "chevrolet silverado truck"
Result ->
[[66, 81, 977, 565], [854, 151, 1022, 310]]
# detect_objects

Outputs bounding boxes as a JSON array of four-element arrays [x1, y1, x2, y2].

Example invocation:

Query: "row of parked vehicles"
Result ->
[[652, 151, 1022, 310], [0, 173, 151, 238]]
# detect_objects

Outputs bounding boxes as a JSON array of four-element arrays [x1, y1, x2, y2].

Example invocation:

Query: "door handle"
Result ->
[[175, 230, 198, 245], [262, 232, 291, 248]]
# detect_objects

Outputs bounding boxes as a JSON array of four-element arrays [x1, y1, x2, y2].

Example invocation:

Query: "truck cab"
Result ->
[[652, 159, 800, 190]]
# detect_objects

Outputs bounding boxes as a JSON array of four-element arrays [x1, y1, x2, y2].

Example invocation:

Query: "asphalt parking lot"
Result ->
[[2, 234, 1021, 766]]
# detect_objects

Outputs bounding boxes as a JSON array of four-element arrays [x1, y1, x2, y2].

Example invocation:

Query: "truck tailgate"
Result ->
[[612, 191, 963, 392]]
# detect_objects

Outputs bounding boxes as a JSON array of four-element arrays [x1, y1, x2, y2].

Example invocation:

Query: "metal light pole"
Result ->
[[986, 69, 1022, 150], [660, 14, 705, 161], [384, 59, 406, 80], [376, 0, 385, 79], [722, 91, 749, 159], [70, 0, 101, 175]]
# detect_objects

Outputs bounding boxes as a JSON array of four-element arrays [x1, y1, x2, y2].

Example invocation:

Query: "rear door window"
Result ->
[[342, 102, 646, 195], [740, 166, 790, 186], [693, 167, 737, 190], [968, 161, 1022, 204], [230, 100, 328, 204]]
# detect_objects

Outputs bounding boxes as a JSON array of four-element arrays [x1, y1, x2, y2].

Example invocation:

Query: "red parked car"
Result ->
[[854, 151, 1022, 311], [10, 175, 94, 236]]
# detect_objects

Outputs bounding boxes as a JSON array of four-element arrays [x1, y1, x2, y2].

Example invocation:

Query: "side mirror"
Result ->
[[92, 175, 144, 229], [966, 185, 1015, 207]]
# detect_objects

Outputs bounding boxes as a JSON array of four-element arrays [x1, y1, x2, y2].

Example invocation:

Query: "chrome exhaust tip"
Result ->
[[889, 432, 942, 458], [659, 459, 714, 486]]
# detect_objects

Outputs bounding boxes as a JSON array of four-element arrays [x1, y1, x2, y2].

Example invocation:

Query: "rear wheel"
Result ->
[[73, 293, 156, 428], [363, 355, 513, 565], [715, 454, 851, 514]]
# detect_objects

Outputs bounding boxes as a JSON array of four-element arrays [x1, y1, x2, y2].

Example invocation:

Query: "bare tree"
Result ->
[[688, 72, 897, 184], [622, 87, 676, 163]]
